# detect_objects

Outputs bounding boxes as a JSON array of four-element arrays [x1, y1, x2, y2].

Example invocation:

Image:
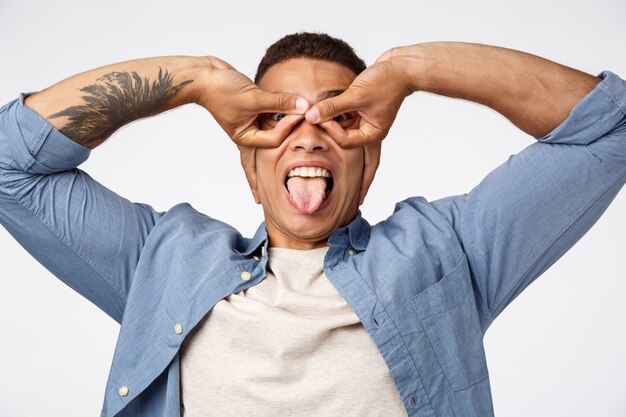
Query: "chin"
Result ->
[[283, 216, 335, 241], [262, 197, 359, 248]]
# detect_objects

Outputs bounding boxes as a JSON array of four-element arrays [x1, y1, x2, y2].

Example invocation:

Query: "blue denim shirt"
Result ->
[[1, 71, 625, 417]]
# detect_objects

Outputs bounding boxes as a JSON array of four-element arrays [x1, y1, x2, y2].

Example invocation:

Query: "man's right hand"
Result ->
[[194, 57, 311, 199], [198, 56, 310, 148]]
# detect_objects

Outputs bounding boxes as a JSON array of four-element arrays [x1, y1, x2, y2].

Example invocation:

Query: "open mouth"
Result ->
[[284, 166, 334, 213]]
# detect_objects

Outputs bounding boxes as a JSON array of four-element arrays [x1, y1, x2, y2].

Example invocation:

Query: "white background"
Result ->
[[1, 0, 625, 416]]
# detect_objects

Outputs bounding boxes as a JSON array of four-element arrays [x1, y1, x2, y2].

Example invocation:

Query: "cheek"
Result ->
[[337, 151, 365, 195], [346, 150, 365, 180], [254, 151, 281, 195]]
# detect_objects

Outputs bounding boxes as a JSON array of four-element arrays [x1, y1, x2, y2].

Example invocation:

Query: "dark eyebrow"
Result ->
[[316, 89, 345, 101], [272, 89, 345, 102]]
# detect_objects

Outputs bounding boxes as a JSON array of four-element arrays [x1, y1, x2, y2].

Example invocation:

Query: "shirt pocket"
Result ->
[[410, 255, 488, 391]]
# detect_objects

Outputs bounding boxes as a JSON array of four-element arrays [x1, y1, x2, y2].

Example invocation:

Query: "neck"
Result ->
[[264, 220, 331, 249], [268, 234, 329, 250]]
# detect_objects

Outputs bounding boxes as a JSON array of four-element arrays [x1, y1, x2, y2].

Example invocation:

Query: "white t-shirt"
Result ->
[[180, 246, 408, 416]]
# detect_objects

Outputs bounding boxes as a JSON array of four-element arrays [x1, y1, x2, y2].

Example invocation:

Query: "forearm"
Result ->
[[24, 56, 211, 148], [389, 42, 601, 137]]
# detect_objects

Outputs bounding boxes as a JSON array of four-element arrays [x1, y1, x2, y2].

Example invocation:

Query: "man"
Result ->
[[0, 32, 624, 416]]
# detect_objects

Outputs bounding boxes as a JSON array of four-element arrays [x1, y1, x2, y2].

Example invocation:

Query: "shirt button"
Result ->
[[347, 248, 356, 256], [118, 386, 129, 397], [240, 271, 251, 281], [253, 255, 260, 261], [174, 323, 183, 335]]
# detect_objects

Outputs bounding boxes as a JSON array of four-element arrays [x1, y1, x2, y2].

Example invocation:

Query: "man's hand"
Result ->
[[304, 54, 413, 148], [196, 57, 311, 201], [199, 57, 310, 148], [301, 53, 413, 205]]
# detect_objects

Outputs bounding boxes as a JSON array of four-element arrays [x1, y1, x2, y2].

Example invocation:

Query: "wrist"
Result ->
[[378, 44, 432, 92], [189, 55, 238, 110], [172, 56, 216, 106]]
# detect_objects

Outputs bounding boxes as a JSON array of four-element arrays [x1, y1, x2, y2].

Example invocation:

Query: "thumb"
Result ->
[[250, 89, 310, 114], [305, 89, 362, 124]]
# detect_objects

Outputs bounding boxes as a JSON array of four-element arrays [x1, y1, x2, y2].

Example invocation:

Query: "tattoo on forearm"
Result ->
[[50, 68, 193, 146]]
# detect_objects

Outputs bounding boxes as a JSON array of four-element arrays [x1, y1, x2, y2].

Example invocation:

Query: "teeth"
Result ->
[[288, 166, 331, 178]]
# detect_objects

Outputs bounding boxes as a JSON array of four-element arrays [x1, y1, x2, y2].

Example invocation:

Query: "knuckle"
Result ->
[[387, 47, 401, 58], [351, 87, 367, 103], [277, 94, 291, 111], [334, 136, 348, 148], [323, 101, 337, 119], [235, 132, 251, 147], [247, 90, 263, 108]]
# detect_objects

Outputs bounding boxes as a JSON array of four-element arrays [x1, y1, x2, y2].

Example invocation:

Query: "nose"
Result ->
[[288, 120, 330, 153]]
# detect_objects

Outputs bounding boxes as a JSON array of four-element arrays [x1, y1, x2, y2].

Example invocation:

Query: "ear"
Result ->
[[358, 142, 381, 205], [238, 146, 261, 204]]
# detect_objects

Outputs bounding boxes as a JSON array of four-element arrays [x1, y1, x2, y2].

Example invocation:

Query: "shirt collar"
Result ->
[[241, 212, 371, 257], [329, 211, 371, 251], [239, 221, 269, 257]]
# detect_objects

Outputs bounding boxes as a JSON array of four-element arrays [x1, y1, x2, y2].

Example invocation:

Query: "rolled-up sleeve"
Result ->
[[0, 95, 162, 322], [431, 71, 626, 330], [1, 94, 92, 173]]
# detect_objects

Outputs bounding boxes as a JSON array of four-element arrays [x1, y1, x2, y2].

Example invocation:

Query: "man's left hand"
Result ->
[[304, 51, 413, 148], [303, 51, 413, 204]]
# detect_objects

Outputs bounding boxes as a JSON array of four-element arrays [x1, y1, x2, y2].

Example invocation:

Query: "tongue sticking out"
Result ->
[[287, 177, 327, 214]]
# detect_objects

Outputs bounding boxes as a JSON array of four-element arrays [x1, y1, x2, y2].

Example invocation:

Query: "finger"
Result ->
[[250, 89, 310, 115], [237, 145, 259, 203], [319, 119, 383, 148], [237, 114, 303, 148], [238, 144, 256, 177], [305, 88, 363, 124], [358, 142, 382, 205]]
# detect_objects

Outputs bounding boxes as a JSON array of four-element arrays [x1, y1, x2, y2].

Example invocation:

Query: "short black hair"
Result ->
[[255, 32, 366, 84]]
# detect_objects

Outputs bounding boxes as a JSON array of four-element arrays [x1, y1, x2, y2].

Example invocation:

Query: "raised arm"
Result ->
[[384, 42, 601, 137], [26, 56, 307, 148], [25, 57, 198, 148], [0, 56, 307, 322], [307, 42, 626, 327], [305, 42, 600, 142]]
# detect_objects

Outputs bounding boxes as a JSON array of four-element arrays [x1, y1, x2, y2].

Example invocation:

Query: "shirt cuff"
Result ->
[[2, 93, 91, 174], [538, 71, 626, 144]]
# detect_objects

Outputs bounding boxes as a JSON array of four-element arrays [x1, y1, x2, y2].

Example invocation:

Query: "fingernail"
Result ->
[[296, 97, 310, 113], [306, 107, 320, 123]]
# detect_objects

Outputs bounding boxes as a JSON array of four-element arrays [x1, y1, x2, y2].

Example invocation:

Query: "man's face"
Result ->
[[251, 58, 366, 249]]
